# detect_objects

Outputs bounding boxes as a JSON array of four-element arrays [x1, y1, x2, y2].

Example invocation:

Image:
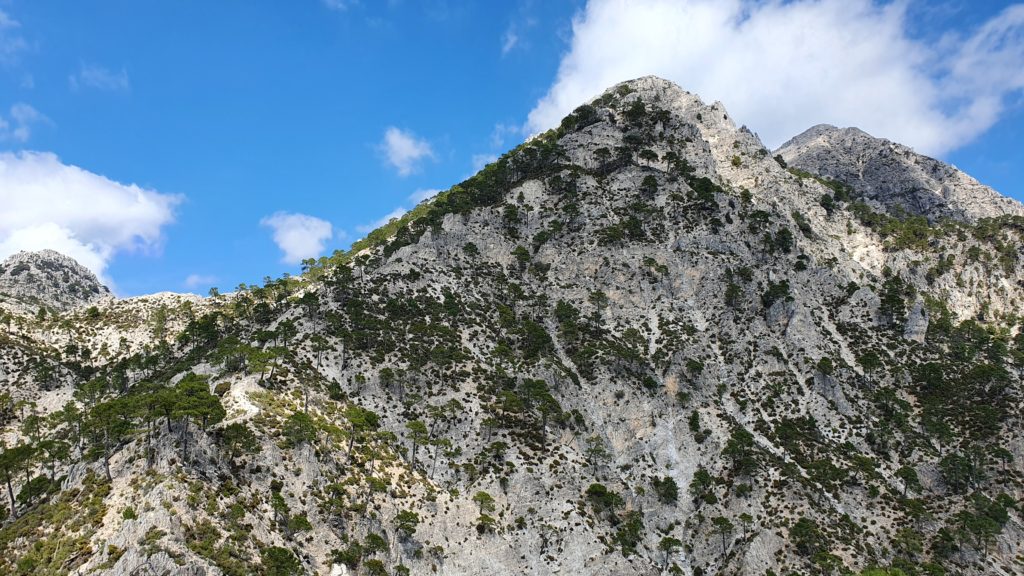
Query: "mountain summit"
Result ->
[[0, 249, 112, 313], [0, 77, 1021, 576], [776, 124, 1024, 223]]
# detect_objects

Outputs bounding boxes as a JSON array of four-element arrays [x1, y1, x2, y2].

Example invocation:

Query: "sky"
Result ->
[[0, 0, 1022, 296]]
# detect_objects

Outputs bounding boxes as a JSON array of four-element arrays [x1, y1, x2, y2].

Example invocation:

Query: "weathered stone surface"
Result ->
[[0, 249, 113, 313], [776, 124, 1024, 222], [1, 77, 1021, 576]]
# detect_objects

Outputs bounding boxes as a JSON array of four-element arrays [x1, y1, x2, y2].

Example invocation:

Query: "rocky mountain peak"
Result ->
[[0, 249, 113, 313], [775, 123, 1024, 222], [0, 77, 1022, 576]]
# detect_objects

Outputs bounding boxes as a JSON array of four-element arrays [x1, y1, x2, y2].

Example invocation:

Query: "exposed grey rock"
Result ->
[[903, 298, 929, 343], [1, 76, 1022, 576], [0, 249, 113, 313], [776, 124, 1024, 222]]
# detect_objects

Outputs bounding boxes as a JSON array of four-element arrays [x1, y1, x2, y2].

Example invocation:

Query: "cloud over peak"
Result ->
[[260, 212, 334, 265], [0, 151, 181, 286], [380, 127, 435, 176], [528, 0, 1024, 157]]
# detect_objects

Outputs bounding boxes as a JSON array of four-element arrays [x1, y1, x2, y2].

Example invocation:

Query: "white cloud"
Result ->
[[408, 188, 441, 203], [0, 223, 110, 282], [471, 153, 498, 173], [0, 103, 46, 142], [69, 63, 130, 92], [0, 151, 181, 286], [501, 7, 538, 57], [0, 10, 17, 28], [356, 207, 407, 234], [0, 9, 27, 65], [184, 274, 217, 289], [380, 127, 435, 176], [501, 28, 519, 55], [260, 212, 334, 264], [527, 0, 1024, 156], [354, 188, 443, 238], [322, 0, 352, 11], [490, 122, 519, 148]]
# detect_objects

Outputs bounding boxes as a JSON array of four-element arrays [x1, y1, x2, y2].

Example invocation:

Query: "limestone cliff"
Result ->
[[0, 77, 1021, 576]]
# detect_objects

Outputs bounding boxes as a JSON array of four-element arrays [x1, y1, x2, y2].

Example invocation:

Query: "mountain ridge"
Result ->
[[0, 76, 1021, 576], [776, 123, 1024, 223]]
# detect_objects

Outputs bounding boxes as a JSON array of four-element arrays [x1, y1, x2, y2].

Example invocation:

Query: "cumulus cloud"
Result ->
[[0, 103, 47, 142], [184, 274, 217, 289], [527, 0, 1024, 156], [260, 212, 334, 264], [380, 127, 435, 176], [69, 63, 131, 92], [0, 151, 181, 286]]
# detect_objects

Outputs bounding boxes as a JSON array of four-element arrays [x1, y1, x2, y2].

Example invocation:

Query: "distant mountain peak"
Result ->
[[776, 124, 1024, 222], [0, 249, 113, 313]]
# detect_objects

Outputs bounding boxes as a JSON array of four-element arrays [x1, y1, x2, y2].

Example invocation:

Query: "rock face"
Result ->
[[0, 77, 1022, 576], [0, 249, 113, 312], [776, 124, 1024, 222]]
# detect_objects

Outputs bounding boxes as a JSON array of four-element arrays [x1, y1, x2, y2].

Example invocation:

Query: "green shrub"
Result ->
[[651, 476, 679, 504], [761, 281, 791, 308]]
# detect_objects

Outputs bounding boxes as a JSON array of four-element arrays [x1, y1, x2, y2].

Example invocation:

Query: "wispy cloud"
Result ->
[[380, 126, 435, 176], [356, 206, 407, 234], [471, 153, 498, 173], [0, 103, 48, 142], [490, 122, 519, 149], [528, 0, 1024, 157], [408, 188, 441, 203], [500, 2, 538, 57], [260, 212, 334, 264], [184, 273, 217, 289], [322, 0, 353, 11], [355, 188, 443, 238], [69, 63, 130, 92], [0, 9, 27, 65], [0, 10, 17, 28], [501, 28, 519, 55]]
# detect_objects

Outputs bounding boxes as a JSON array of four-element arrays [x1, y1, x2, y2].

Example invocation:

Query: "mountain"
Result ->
[[0, 76, 1022, 576], [776, 124, 1024, 223], [0, 249, 113, 314]]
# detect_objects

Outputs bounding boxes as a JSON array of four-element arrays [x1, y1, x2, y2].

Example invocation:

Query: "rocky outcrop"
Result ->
[[776, 124, 1024, 222], [0, 249, 112, 313], [0, 77, 1021, 576]]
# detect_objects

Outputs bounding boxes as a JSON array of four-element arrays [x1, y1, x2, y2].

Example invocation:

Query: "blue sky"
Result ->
[[0, 0, 1022, 296]]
